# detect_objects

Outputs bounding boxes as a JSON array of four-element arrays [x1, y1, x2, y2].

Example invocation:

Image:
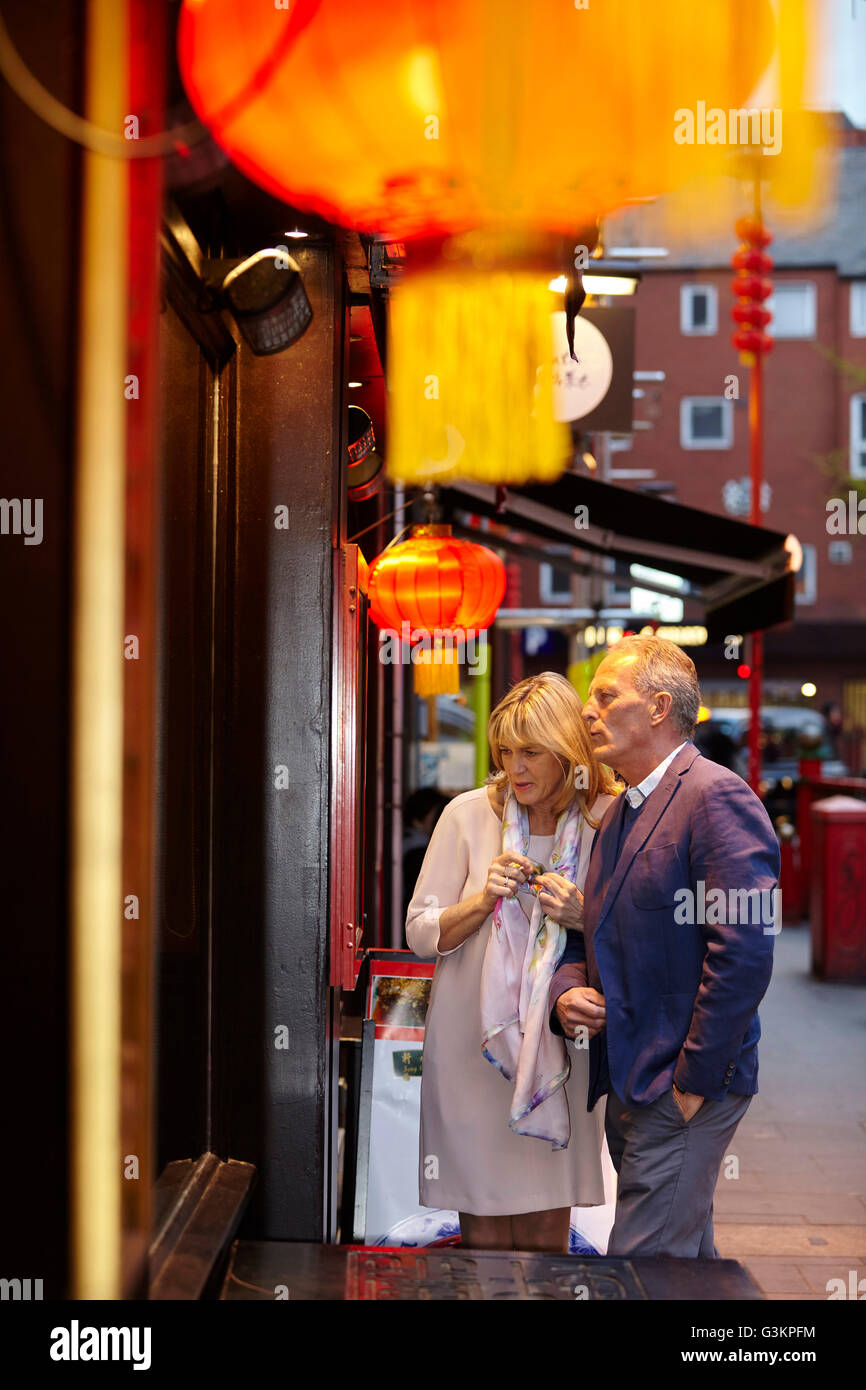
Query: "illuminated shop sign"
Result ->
[[584, 624, 708, 648]]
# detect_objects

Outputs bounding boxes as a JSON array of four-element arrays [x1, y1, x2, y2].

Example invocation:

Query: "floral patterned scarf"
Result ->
[[480, 789, 587, 1149]]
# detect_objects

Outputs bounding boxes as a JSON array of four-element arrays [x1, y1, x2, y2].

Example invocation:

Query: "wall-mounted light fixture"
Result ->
[[221, 247, 312, 355], [347, 403, 385, 501]]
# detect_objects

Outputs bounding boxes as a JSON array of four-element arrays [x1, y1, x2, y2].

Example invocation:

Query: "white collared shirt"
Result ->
[[624, 742, 688, 808]]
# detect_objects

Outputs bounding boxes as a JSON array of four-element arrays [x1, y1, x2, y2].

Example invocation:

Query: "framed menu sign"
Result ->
[[350, 952, 616, 1254], [352, 954, 460, 1247]]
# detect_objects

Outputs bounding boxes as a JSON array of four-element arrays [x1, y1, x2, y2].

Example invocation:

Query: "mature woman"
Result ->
[[405, 672, 620, 1252]]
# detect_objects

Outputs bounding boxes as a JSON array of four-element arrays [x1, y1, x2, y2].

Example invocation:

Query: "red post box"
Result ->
[[810, 796, 866, 981]]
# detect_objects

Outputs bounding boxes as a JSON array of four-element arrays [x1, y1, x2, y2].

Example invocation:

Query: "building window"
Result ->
[[828, 540, 852, 565], [766, 282, 816, 339], [850, 282, 866, 338], [539, 549, 573, 605], [680, 397, 733, 449], [851, 395, 866, 479], [603, 556, 631, 609], [608, 434, 633, 454], [680, 285, 718, 335], [795, 544, 816, 605]]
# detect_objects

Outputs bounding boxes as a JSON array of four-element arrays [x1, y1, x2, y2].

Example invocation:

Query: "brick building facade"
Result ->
[[525, 118, 866, 773]]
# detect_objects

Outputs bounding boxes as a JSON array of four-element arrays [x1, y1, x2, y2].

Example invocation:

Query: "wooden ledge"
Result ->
[[150, 1153, 256, 1300]]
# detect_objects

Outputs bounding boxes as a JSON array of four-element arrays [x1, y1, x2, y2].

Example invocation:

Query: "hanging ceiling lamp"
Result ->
[[367, 525, 505, 696], [179, 0, 808, 486]]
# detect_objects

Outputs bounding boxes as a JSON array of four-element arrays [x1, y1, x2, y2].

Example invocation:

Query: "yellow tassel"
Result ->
[[413, 638, 460, 696], [388, 262, 570, 486]]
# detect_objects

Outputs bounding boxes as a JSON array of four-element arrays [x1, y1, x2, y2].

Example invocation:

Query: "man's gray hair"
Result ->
[[614, 635, 701, 738]]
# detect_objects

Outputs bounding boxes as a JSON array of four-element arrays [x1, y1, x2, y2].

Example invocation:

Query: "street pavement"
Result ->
[[712, 923, 866, 1300]]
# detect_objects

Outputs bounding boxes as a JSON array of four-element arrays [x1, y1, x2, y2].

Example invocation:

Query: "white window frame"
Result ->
[[680, 284, 718, 336], [680, 396, 733, 450], [851, 394, 866, 479], [539, 548, 574, 606], [795, 544, 817, 605], [765, 281, 817, 340], [850, 282, 866, 338]]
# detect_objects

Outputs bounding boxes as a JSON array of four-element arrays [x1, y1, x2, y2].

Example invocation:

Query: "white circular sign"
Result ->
[[549, 311, 614, 423]]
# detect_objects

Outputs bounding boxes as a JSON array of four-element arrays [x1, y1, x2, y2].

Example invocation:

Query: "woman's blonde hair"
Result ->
[[486, 671, 620, 827]]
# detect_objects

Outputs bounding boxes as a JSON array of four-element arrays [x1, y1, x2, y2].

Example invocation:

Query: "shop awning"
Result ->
[[439, 474, 796, 641]]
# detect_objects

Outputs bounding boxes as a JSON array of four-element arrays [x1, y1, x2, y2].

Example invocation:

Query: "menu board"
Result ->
[[353, 953, 616, 1253]]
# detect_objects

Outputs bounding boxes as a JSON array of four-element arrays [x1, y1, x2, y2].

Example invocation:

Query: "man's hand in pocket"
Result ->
[[672, 1085, 704, 1122]]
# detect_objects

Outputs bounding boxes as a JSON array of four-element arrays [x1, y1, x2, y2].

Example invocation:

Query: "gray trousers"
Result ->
[[604, 1086, 751, 1258]]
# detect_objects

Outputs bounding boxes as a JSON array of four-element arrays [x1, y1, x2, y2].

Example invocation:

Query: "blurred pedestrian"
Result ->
[[693, 718, 739, 774], [402, 787, 449, 919]]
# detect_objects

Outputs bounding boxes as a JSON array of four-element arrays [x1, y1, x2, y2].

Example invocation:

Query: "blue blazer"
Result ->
[[549, 743, 779, 1109]]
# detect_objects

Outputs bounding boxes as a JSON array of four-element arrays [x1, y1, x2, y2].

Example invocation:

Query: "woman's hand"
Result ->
[[480, 852, 536, 913], [535, 872, 584, 929], [437, 852, 535, 952]]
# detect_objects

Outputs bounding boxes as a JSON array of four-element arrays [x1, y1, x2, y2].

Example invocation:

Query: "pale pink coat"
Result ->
[[406, 786, 612, 1216]]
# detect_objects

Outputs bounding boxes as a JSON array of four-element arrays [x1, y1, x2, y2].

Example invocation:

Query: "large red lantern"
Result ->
[[179, 0, 786, 487], [368, 525, 505, 695]]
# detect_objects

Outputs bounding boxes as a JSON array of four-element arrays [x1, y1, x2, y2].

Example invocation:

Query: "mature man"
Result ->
[[550, 635, 779, 1258]]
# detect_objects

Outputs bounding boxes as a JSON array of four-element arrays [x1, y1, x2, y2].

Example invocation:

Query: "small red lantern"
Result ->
[[732, 247, 774, 275], [368, 525, 506, 695], [731, 327, 774, 356], [733, 272, 773, 302], [732, 303, 771, 328], [734, 216, 773, 248]]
